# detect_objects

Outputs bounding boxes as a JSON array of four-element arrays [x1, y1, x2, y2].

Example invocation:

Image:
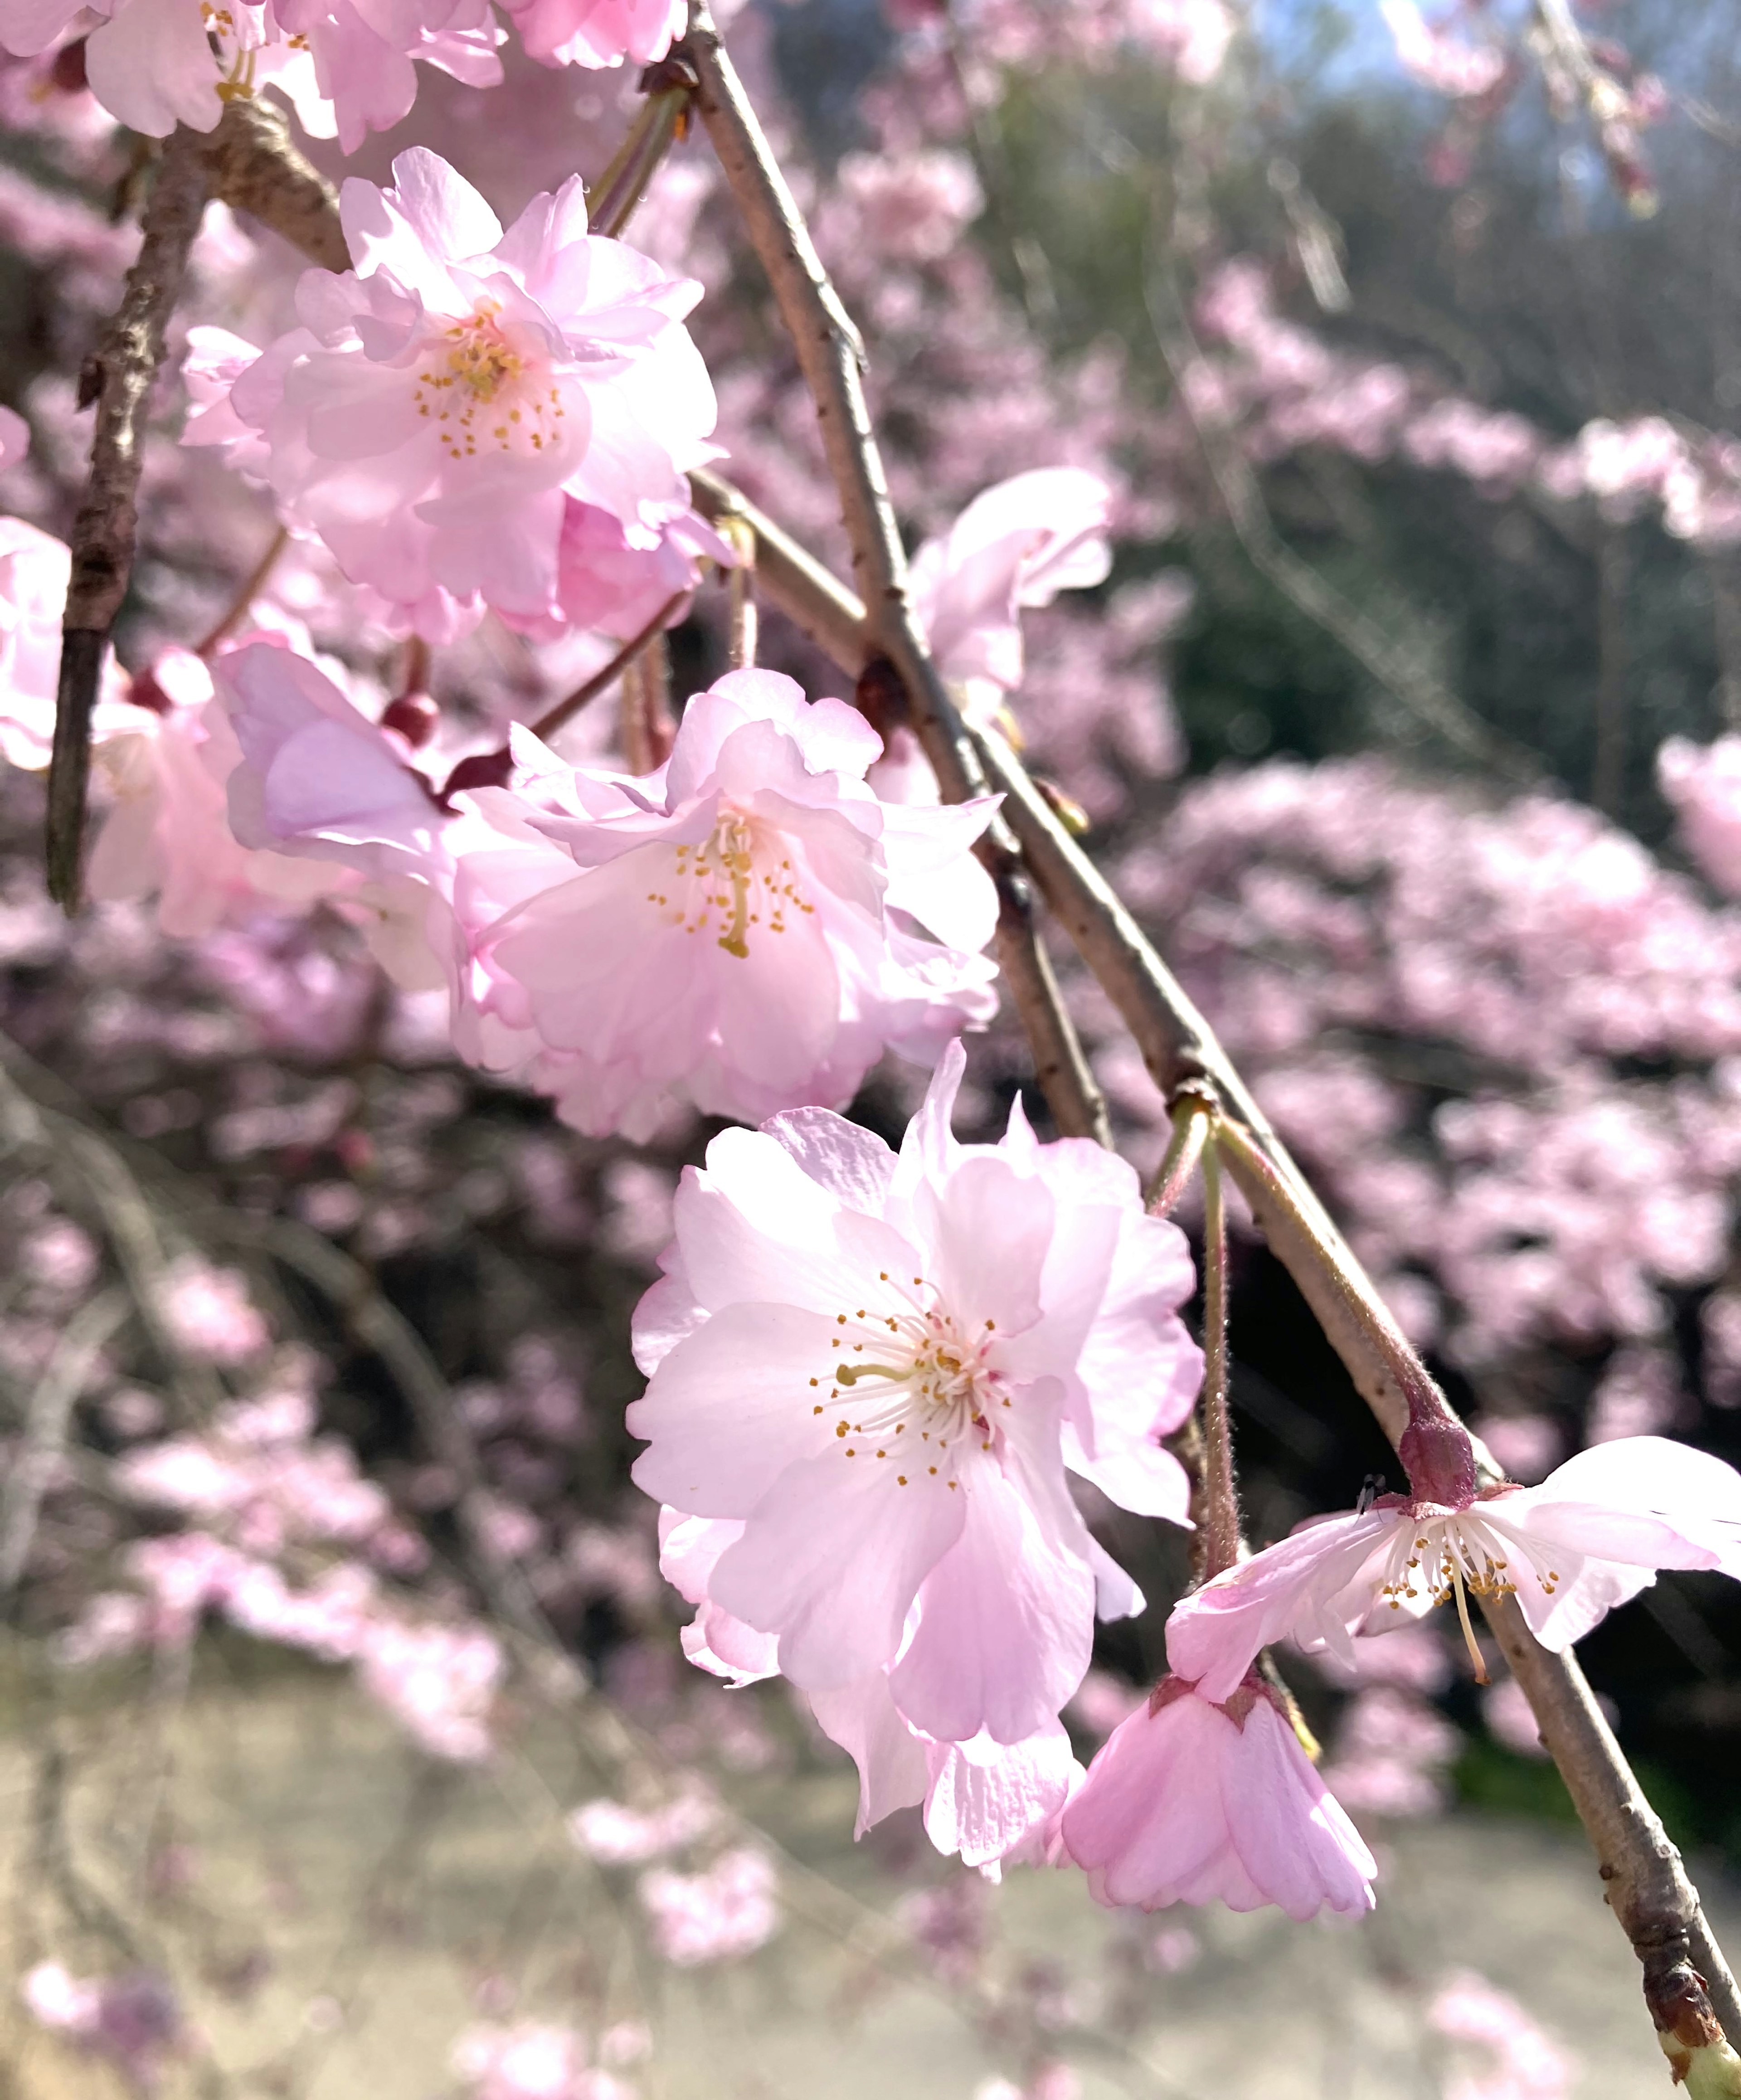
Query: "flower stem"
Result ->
[[526, 592, 688, 745], [589, 62, 698, 240], [195, 522, 288, 658], [1146, 1085, 1214, 1215], [1200, 1135, 1241, 1581], [1211, 1113, 1474, 1507], [720, 513, 758, 668]]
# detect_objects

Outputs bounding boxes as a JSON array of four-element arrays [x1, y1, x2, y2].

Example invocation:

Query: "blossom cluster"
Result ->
[[0, 0, 684, 150]]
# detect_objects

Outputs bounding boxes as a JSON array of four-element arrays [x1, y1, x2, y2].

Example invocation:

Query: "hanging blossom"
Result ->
[[0, 0, 503, 151], [204, 148, 717, 642], [874, 469, 1111, 802], [911, 467, 1112, 726], [1165, 1434, 1741, 1700], [501, 0, 684, 70], [478, 668, 1006, 1136], [629, 1040, 1202, 1804], [1057, 1674, 1377, 1921], [214, 651, 1005, 1138], [657, 1505, 1093, 1872], [86, 642, 359, 938]]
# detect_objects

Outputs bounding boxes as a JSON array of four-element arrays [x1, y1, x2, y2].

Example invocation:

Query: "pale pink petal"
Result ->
[[890, 1458, 1093, 1743], [708, 1446, 966, 1690], [1163, 1509, 1400, 1701], [1226, 1700, 1377, 1921]]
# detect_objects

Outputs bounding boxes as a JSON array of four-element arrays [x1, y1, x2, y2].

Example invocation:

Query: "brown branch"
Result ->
[[527, 590, 689, 744], [198, 95, 349, 271], [683, 465, 1741, 2049], [679, 1, 982, 808], [49, 126, 209, 908]]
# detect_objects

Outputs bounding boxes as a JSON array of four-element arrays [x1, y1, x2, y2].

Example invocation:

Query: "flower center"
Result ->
[[644, 811, 815, 958], [413, 303, 565, 465], [1377, 1512, 1561, 1682], [807, 1280, 1008, 1490]]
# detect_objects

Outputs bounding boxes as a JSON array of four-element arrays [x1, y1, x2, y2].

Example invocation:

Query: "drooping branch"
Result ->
[[678, 461, 1741, 2054], [678, 0, 983, 810], [48, 126, 209, 908]]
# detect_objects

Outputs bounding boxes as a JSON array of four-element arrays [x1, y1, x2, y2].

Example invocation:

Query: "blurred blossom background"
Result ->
[[2, 0, 1741, 2094]]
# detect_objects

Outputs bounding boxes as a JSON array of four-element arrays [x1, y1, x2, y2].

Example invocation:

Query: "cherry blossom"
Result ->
[[83, 644, 355, 938], [1659, 735, 1741, 897], [629, 1039, 1201, 1746], [1379, 0, 1505, 100], [453, 2023, 634, 2100], [1057, 1675, 1376, 1920], [636, 1846, 780, 1965], [909, 468, 1113, 720], [214, 148, 716, 640], [0, 403, 25, 467], [1165, 1436, 1741, 1701], [0, 0, 503, 148], [481, 669, 1004, 1136], [501, 0, 684, 69]]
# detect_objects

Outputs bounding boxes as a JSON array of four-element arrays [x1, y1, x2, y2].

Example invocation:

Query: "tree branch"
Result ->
[[198, 95, 349, 271], [49, 126, 209, 908], [682, 465, 1741, 2051]]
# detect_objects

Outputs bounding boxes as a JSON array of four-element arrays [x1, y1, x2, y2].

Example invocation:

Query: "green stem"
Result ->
[[590, 69, 697, 239]]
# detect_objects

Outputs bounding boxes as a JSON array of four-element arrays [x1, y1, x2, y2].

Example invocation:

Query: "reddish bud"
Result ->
[[380, 692, 439, 749], [1399, 1409, 1479, 1511], [441, 746, 514, 798], [126, 666, 174, 715], [49, 38, 88, 92]]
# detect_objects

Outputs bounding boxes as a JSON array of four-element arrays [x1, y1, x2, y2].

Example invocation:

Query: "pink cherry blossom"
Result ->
[[809, 1669, 1082, 1870], [481, 669, 1004, 1136], [1058, 1676, 1376, 1920], [501, 0, 683, 69], [1658, 734, 1741, 897], [0, 402, 26, 467], [211, 635, 572, 1064], [1379, 0, 1505, 100], [636, 1846, 780, 1965], [215, 148, 716, 639], [629, 1039, 1200, 1745], [0, 0, 503, 147], [909, 468, 1113, 717], [84, 644, 354, 938], [453, 2022, 633, 2100], [1165, 1435, 1741, 1702], [566, 1787, 719, 1864]]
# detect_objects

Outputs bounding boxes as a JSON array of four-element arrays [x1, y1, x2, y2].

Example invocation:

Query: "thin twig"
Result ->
[[527, 592, 688, 745], [49, 126, 209, 908], [720, 512, 759, 669], [226, 1211, 583, 1692], [1143, 260, 1544, 786], [588, 62, 699, 238], [0, 1288, 128, 1596], [679, 1, 984, 806], [1198, 1138, 1239, 1580], [195, 522, 288, 658], [1146, 1086, 1214, 1215]]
